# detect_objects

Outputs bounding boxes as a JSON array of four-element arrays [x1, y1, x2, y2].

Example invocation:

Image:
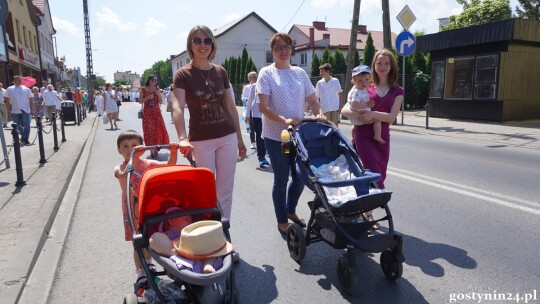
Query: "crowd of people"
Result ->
[[0, 27, 406, 291]]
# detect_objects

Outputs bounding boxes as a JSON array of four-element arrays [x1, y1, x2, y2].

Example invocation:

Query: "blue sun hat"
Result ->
[[352, 65, 371, 76]]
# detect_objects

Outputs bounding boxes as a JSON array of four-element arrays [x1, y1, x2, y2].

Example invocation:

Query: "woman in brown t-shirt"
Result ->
[[171, 25, 246, 221]]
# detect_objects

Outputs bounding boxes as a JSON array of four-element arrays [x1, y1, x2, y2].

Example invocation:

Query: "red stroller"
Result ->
[[123, 145, 236, 304]]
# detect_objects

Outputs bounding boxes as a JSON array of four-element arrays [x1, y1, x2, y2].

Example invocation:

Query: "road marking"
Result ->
[[388, 168, 540, 216]]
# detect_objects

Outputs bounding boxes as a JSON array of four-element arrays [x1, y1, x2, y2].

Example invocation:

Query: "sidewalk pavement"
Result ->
[[0, 112, 99, 303], [0, 108, 538, 303]]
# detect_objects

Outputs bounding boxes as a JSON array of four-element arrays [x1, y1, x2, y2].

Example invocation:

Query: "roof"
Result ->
[[417, 18, 540, 53], [290, 23, 396, 51], [213, 11, 277, 38]]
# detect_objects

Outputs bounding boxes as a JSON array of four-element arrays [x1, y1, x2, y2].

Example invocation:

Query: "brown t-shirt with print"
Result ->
[[173, 63, 236, 141]]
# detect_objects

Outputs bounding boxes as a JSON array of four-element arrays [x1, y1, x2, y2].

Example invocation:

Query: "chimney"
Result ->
[[313, 21, 326, 30], [358, 25, 367, 34], [322, 33, 330, 46], [309, 27, 314, 46]]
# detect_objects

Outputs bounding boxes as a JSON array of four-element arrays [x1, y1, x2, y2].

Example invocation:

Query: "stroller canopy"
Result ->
[[137, 165, 217, 228]]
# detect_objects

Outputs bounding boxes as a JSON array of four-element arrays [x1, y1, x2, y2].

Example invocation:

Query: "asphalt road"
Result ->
[[41, 102, 539, 303]]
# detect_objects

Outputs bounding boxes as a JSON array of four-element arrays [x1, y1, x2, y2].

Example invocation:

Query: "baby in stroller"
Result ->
[[149, 206, 222, 274]]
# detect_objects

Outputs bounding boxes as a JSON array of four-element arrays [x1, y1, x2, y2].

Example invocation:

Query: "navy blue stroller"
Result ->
[[284, 120, 404, 294]]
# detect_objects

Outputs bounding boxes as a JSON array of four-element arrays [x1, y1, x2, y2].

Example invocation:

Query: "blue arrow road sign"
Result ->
[[395, 31, 416, 57]]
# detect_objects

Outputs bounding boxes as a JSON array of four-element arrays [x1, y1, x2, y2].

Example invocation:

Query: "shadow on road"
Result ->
[[235, 262, 278, 304], [402, 233, 477, 277]]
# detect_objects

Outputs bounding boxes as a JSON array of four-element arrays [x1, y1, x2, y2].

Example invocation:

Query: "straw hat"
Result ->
[[173, 220, 233, 259]]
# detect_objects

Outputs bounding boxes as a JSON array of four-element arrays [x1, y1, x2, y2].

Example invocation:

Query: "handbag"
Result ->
[[138, 103, 144, 119]]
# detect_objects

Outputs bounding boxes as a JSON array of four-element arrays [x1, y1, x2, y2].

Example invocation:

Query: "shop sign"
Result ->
[[18, 47, 40, 69]]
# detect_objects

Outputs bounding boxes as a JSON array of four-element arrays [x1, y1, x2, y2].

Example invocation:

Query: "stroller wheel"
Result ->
[[337, 257, 355, 295], [286, 224, 306, 262], [123, 292, 140, 304], [380, 249, 403, 281]]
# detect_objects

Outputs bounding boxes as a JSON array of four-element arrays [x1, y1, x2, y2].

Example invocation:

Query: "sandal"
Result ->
[[288, 214, 306, 228], [277, 223, 290, 235], [134, 276, 149, 294]]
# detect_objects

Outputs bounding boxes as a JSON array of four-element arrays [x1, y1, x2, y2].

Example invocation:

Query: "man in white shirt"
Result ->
[[5, 75, 34, 144], [241, 81, 255, 149], [315, 63, 343, 127], [0, 83, 8, 127], [42, 84, 63, 122]]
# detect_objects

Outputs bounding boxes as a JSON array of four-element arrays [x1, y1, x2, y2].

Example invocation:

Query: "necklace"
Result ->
[[195, 64, 212, 86]]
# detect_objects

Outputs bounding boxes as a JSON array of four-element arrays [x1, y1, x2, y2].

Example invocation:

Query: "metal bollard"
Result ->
[[52, 114, 59, 151], [425, 100, 429, 130], [11, 123, 26, 187], [37, 119, 47, 163], [60, 112, 66, 142]]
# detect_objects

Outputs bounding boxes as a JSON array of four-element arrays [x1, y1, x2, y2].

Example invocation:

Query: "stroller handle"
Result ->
[[128, 144, 197, 168]]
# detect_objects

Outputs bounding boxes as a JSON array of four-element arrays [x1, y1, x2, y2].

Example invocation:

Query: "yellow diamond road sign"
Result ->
[[397, 5, 416, 31]]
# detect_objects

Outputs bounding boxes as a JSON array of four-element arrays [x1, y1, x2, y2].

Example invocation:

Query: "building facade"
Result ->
[[33, 0, 58, 85], [2, 0, 42, 85]]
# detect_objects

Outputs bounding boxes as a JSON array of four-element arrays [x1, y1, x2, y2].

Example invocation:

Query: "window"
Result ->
[[266, 51, 273, 64], [444, 57, 474, 99], [474, 54, 498, 99], [23, 26, 27, 47], [430, 61, 445, 98], [300, 53, 307, 66], [16, 20, 21, 43]]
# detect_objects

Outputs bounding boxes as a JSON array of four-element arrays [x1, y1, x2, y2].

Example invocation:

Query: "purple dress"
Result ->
[[353, 85, 404, 189]]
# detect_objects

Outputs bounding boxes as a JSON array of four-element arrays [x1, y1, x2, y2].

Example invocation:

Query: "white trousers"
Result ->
[[190, 132, 238, 220]]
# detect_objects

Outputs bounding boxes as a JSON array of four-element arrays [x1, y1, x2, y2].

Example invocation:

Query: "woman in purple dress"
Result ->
[[341, 49, 403, 229], [341, 49, 404, 190]]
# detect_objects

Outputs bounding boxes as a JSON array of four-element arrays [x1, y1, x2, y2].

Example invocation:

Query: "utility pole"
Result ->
[[83, 0, 94, 111], [382, 0, 392, 49], [344, 0, 361, 111]]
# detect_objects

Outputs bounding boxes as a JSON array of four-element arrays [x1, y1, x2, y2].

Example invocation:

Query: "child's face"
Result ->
[[117, 138, 142, 161], [167, 216, 192, 232], [352, 73, 371, 90]]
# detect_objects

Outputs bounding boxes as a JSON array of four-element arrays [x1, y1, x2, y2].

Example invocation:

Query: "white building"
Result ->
[[171, 11, 277, 77]]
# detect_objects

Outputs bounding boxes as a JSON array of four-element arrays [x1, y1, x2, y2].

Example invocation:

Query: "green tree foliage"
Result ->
[[311, 53, 321, 77], [229, 57, 237, 84], [332, 49, 347, 74], [221, 49, 258, 84], [247, 57, 257, 74], [515, 0, 540, 20], [235, 56, 243, 84], [141, 59, 172, 88], [321, 48, 331, 65], [355, 49, 361, 67], [441, 0, 512, 30], [93, 76, 106, 89], [240, 47, 249, 83], [362, 32, 376, 68]]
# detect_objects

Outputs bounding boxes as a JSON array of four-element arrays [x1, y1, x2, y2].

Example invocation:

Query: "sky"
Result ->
[[49, 0, 520, 82]]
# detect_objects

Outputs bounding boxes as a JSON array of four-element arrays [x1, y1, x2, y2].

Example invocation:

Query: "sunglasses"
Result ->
[[272, 44, 292, 51], [192, 37, 213, 45]]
